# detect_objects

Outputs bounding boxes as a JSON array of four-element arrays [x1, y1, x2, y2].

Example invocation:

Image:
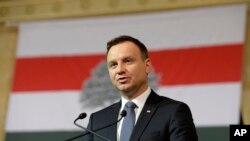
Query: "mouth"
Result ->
[[117, 77, 128, 84]]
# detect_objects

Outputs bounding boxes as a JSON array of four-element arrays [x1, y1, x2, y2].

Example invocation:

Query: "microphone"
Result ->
[[75, 113, 87, 121], [64, 110, 127, 141]]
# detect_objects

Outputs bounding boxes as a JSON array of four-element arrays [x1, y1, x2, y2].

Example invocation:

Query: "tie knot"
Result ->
[[125, 101, 137, 109]]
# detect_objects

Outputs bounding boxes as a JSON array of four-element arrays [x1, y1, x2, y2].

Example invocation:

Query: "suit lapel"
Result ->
[[129, 91, 161, 141]]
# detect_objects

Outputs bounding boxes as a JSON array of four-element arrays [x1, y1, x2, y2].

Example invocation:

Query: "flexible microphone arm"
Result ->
[[64, 110, 127, 141], [74, 120, 110, 141]]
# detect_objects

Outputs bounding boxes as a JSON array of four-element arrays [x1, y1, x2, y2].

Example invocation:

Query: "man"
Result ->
[[86, 35, 198, 141]]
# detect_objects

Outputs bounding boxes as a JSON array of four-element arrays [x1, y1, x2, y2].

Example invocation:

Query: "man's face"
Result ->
[[107, 41, 151, 97]]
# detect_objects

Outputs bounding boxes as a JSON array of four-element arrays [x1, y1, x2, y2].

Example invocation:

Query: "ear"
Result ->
[[145, 58, 151, 74]]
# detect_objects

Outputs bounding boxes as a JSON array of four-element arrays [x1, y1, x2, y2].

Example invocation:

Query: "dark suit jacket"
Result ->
[[85, 90, 198, 141]]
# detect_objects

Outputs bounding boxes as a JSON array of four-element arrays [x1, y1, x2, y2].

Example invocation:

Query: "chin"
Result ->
[[118, 85, 131, 92]]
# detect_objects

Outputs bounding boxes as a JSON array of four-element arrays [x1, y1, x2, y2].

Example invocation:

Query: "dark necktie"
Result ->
[[120, 101, 137, 141]]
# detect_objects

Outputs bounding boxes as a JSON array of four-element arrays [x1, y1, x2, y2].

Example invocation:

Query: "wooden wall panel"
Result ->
[[0, 27, 17, 141], [242, 8, 250, 124], [0, 0, 249, 23]]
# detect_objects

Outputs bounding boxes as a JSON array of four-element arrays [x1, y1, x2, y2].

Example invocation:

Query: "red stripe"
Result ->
[[13, 54, 105, 91], [12, 43, 243, 92], [150, 43, 243, 85]]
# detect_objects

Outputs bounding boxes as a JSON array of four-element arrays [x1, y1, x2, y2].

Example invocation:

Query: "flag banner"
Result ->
[[6, 4, 247, 133]]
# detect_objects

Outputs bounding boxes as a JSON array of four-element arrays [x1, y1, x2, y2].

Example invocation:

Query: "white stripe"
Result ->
[[6, 91, 105, 132], [17, 4, 246, 57], [157, 82, 241, 127], [6, 82, 240, 131]]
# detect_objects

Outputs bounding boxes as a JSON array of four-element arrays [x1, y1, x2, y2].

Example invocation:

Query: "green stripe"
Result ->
[[6, 126, 229, 141], [197, 126, 229, 141], [6, 131, 84, 141]]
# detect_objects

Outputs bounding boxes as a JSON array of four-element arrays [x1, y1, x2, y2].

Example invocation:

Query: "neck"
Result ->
[[121, 84, 148, 100]]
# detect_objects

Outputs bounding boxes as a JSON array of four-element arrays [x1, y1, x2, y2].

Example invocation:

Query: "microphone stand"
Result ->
[[64, 110, 126, 141], [73, 119, 110, 141]]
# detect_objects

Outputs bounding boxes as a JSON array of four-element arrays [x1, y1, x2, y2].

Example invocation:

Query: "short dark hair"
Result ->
[[106, 35, 149, 60]]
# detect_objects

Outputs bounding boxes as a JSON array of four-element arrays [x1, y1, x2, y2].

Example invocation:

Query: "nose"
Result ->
[[116, 63, 126, 74]]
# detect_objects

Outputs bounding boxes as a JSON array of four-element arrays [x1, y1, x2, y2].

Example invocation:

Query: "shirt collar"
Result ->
[[121, 87, 151, 110]]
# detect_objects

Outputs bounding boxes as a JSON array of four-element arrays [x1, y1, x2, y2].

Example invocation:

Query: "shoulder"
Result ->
[[150, 90, 187, 106], [150, 91, 192, 114], [160, 96, 189, 108], [91, 101, 120, 116]]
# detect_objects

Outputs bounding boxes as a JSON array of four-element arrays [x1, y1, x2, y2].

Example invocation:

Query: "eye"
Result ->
[[125, 58, 133, 64], [109, 62, 117, 69]]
